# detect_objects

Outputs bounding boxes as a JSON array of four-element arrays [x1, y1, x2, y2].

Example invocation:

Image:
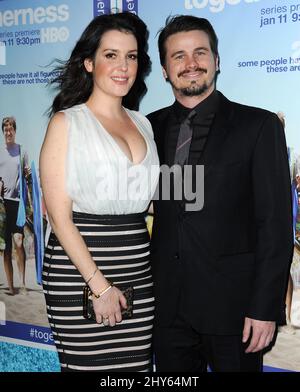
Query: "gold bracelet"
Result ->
[[86, 267, 98, 285], [93, 280, 114, 299]]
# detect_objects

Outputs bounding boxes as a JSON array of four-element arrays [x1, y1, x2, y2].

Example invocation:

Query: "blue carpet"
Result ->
[[263, 365, 294, 372], [0, 341, 297, 372], [0, 341, 60, 372]]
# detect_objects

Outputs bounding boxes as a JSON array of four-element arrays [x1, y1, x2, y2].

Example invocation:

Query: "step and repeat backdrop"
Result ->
[[0, 0, 300, 372]]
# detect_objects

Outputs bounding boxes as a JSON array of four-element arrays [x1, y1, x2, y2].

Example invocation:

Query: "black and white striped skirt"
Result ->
[[43, 212, 154, 372]]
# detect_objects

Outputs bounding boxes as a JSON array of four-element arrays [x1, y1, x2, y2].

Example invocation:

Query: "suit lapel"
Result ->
[[197, 93, 233, 177], [165, 107, 177, 166], [152, 106, 174, 166], [150, 93, 234, 176]]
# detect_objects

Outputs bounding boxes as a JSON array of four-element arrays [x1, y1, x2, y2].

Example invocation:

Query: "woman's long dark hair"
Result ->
[[49, 12, 150, 115]]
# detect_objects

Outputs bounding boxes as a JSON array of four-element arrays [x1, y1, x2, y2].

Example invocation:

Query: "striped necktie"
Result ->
[[174, 109, 197, 166]]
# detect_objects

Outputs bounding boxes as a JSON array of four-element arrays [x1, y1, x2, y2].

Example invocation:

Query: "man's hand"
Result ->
[[242, 317, 275, 353]]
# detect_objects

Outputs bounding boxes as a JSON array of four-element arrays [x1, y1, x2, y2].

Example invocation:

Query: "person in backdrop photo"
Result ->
[[0, 176, 5, 252], [147, 15, 293, 372], [0, 116, 30, 296], [277, 112, 299, 335], [40, 12, 159, 372]]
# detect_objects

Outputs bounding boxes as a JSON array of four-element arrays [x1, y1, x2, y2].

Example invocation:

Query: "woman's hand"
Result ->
[[92, 286, 127, 326]]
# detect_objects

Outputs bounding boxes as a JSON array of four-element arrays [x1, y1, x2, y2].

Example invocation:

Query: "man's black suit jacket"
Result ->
[[147, 91, 293, 335]]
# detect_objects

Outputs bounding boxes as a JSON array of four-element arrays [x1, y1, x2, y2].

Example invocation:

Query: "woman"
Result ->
[[40, 12, 159, 372]]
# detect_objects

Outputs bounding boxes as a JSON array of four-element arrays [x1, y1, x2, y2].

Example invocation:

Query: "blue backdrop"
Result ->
[[0, 0, 299, 372]]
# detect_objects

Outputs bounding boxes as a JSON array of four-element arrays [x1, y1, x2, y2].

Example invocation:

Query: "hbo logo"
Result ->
[[41, 27, 69, 43]]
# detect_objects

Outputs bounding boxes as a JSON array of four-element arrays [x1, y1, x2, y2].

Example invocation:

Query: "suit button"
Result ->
[[174, 253, 179, 260]]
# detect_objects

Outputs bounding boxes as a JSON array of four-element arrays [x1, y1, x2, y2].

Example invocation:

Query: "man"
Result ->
[[147, 16, 293, 372], [0, 117, 29, 295]]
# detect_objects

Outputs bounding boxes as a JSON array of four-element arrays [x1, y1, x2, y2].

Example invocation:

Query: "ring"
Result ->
[[103, 318, 109, 326]]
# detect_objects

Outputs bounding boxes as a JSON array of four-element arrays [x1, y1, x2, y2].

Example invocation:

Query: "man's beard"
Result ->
[[168, 68, 215, 97], [179, 81, 209, 97]]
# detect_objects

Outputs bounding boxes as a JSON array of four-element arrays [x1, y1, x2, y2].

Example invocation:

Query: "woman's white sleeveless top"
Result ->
[[62, 104, 159, 215]]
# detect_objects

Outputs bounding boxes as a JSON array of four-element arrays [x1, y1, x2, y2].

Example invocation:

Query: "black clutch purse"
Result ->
[[83, 285, 134, 321]]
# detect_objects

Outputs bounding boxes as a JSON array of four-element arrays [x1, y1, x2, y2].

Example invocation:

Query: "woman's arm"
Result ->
[[39, 112, 126, 325]]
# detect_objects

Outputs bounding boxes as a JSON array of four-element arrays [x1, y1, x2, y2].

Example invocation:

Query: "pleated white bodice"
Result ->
[[62, 104, 159, 215]]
